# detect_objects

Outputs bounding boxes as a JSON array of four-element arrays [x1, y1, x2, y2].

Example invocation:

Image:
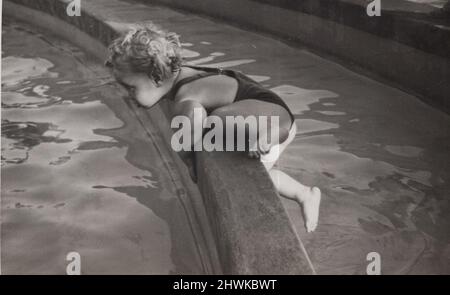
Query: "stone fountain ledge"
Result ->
[[144, 0, 450, 113], [3, 0, 315, 274]]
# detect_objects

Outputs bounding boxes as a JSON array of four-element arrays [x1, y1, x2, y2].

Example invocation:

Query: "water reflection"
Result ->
[[1, 20, 206, 274]]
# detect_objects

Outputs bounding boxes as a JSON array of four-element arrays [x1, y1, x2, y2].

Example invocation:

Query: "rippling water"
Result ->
[[1, 20, 209, 274]]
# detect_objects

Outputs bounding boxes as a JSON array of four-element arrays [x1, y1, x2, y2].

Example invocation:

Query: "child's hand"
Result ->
[[248, 141, 271, 159]]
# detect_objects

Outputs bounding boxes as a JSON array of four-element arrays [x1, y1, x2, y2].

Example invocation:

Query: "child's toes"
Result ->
[[306, 221, 318, 233]]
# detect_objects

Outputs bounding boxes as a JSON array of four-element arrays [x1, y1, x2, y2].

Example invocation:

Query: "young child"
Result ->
[[105, 24, 321, 232]]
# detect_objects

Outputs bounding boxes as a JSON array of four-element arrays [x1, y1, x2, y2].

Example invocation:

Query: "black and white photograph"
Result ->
[[1, 0, 449, 279]]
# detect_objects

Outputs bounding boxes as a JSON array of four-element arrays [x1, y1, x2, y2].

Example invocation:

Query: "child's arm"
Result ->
[[171, 99, 207, 148], [171, 99, 208, 182]]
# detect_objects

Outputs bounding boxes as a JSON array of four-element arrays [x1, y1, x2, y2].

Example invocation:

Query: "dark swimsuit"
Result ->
[[163, 65, 295, 124]]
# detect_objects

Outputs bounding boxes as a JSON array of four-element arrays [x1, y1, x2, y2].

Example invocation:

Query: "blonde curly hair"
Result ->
[[106, 23, 182, 85]]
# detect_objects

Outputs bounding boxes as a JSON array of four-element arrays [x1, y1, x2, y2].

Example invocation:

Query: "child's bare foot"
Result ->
[[297, 187, 321, 233]]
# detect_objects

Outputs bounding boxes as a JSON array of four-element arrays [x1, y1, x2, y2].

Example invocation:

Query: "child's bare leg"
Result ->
[[261, 123, 321, 232], [210, 100, 321, 231], [268, 169, 321, 233]]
